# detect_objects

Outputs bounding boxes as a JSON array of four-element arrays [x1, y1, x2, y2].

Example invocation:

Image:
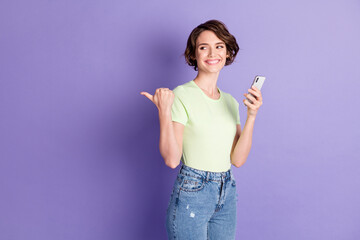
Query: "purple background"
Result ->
[[1, 0, 360, 239]]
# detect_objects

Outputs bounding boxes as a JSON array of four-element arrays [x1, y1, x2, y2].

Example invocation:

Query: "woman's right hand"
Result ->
[[140, 88, 174, 113]]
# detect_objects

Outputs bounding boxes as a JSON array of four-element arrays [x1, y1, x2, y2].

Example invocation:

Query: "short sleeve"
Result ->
[[234, 98, 241, 125], [171, 90, 188, 126]]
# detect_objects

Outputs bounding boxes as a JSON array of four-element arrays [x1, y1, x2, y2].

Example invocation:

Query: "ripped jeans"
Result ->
[[165, 164, 237, 240]]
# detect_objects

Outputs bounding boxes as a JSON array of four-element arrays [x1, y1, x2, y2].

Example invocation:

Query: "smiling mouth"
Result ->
[[205, 59, 220, 65]]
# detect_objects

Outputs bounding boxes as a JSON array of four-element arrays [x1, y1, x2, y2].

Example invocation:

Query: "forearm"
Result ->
[[231, 115, 256, 167], [158, 110, 181, 168]]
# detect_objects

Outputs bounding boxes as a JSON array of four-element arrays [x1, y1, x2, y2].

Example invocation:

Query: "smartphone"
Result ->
[[247, 75, 265, 104]]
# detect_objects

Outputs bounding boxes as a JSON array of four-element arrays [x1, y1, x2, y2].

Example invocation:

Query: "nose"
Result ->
[[208, 47, 214, 57]]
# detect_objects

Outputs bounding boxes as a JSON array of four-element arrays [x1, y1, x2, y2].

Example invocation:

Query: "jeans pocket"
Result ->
[[179, 174, 205, 192]]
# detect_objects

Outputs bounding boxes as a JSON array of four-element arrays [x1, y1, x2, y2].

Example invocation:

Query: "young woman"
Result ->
[[140, 20, 263, 239]]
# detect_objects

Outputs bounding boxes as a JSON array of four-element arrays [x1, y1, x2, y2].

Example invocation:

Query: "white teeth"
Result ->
[[206, 60, 219, 64]]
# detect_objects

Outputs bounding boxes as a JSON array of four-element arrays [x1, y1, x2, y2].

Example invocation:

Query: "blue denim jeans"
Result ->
[[166, 164, 237, 239]]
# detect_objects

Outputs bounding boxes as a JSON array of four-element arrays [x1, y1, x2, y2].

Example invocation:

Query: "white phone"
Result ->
[[247, 75, 265, 104]]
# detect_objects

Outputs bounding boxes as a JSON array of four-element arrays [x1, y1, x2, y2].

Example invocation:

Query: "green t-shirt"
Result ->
[[171, 80, 241, 172]]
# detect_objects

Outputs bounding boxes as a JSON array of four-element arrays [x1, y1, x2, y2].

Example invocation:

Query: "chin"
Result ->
[[201, 66, 225, 73], [199, 64, 225, 73]]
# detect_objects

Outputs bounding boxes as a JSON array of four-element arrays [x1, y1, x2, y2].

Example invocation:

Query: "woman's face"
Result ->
[[194, 30, 229, 74]]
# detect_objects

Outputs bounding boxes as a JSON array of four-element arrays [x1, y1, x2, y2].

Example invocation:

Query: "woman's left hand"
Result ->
[[243, 85, 263, 117]]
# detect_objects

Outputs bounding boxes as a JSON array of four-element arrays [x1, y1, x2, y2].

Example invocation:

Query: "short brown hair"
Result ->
[[184, 20, 240, 71]]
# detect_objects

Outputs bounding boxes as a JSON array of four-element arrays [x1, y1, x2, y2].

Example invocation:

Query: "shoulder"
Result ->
[[172, 80, 195, 97], [172, 85, 185, 95], [220, 89, 239, 106]]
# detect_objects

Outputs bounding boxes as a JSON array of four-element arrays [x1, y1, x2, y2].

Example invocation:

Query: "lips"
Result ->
[[205, 59, 220, 65]]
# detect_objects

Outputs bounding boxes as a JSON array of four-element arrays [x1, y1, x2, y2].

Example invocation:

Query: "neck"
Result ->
[[193, 70, 220, 95]]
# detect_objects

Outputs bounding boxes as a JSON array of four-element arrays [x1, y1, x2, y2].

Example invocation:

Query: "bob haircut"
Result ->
[[184, 19, 240, 71]]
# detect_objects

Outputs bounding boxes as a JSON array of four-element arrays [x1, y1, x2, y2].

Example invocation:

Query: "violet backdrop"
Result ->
[[0, 0, 359, 239]]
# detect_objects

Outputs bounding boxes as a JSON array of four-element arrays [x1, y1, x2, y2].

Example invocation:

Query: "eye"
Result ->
[[217, 45, 224, 49], [199, 46, 206, 50]]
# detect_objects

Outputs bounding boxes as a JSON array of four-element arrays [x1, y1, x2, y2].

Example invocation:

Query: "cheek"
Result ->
[[195, 52, 207, 61]]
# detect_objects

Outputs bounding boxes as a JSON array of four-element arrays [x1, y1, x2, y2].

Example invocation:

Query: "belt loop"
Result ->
[[206, 172, 209, 182], [179, 164, 184, 174]]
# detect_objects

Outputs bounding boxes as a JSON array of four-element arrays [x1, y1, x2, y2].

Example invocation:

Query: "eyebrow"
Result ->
[[198, 42, 225, 46]]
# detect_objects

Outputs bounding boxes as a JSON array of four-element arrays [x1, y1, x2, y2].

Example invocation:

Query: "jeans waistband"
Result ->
[[179, 164, 233, 181]]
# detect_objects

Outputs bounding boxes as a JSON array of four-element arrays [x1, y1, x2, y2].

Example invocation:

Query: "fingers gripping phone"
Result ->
[[247, 75, 265, 104]]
